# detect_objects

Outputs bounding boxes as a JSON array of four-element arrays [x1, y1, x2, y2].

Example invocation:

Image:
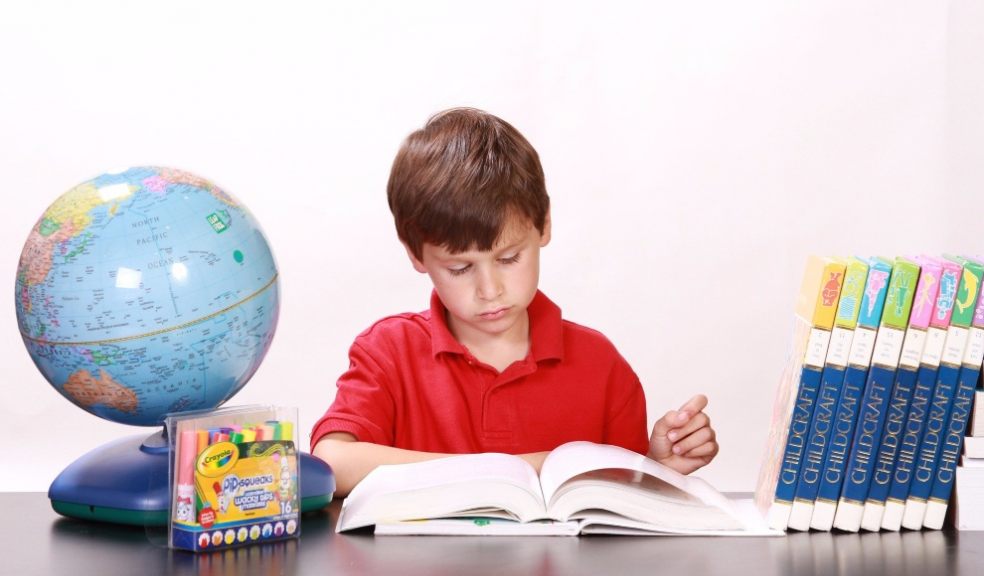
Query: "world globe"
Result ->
[[15, 166, 280, 427]]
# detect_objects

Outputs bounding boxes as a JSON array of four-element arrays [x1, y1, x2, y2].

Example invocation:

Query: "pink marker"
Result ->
[[175, 430, 197, 523], [255, 425, 273, 441]]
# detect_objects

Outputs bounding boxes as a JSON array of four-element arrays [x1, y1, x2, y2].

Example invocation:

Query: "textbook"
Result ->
[[787, 257, 869, 531], [956, 391, 984, 531], [810, 257, 892, 531], [902, 258, 983, 530], [923, 256, 984, 529], [833, 258, 919, 532], [756, 256, 846, 531], [881, 258, 962, 531], [860, 256, 941, 531], [965, 437, 984, 459], [954, 465, 984, 531], [337, 442, 779, 536]]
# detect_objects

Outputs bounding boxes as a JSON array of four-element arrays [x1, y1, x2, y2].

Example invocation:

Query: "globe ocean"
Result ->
[[16, 167, 279, 426]]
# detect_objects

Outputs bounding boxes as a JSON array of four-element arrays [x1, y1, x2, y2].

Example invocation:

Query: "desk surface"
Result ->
[[3, 492, 983, 576]]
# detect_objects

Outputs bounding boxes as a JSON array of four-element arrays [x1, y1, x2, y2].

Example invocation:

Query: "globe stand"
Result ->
[[49, 429, 335, 526]]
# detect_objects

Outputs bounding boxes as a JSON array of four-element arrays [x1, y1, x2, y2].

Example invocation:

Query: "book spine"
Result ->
[[880, 330, 947, 529], [809, 259, 891, 532], [833, 259, 919, 532], [924, 259, 984, 529], [787, 259, 869, 531], [860, 258, 941, 531], [923, 337, 983, 528], [902, 259, 982, 529], [902, 345, 964, 528], [808, 339, 870, 531], [882, 260, 960, 531], [767, 260, 846, 531]]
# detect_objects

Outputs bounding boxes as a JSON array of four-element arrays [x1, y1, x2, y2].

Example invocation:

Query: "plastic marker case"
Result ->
[[167, 406, 300, 551]]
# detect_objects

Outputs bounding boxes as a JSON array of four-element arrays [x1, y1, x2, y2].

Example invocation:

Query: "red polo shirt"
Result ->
[[310, 291, 649, 456]]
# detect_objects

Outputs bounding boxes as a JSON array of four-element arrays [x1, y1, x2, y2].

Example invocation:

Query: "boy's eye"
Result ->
[[499, 253, 520, 265], [448, 265, 471, 277]]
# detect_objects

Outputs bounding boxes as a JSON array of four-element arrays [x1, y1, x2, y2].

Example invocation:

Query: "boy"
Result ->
[[312, 108, 718, 495]]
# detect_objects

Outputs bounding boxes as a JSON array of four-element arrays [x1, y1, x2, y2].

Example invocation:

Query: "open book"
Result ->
[[337, 441, 779, 536]]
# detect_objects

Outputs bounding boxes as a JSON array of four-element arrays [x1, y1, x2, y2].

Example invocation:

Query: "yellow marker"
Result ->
[[279, 422, 294, 442]]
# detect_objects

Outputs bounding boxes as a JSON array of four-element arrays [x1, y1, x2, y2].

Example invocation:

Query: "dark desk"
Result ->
[[3, 493, 983, 576]]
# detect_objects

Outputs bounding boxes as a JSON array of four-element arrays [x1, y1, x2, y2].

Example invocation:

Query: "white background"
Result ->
[[1, 1, 981, 492]]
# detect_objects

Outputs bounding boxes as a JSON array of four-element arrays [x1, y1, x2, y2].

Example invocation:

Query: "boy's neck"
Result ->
[[447, 310, 531, 373]]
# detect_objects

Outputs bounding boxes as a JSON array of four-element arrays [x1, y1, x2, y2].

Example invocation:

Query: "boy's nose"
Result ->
[[476, 268, 503, 301]]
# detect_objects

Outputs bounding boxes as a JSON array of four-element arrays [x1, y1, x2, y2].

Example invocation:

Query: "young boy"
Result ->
[[311, 108, 718, 495]]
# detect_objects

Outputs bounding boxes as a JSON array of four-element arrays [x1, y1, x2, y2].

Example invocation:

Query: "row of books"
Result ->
[[954, 390, 984, 530], [755, 255, 984, 532]]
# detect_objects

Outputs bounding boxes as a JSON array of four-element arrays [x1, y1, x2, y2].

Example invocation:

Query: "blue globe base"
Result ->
[[49, 430, 335, 526]]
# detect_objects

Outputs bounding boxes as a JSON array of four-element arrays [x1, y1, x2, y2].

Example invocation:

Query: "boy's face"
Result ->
[[406, 213, 551, 348]]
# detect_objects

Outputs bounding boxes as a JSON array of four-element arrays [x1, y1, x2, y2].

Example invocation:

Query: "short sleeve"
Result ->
[[309, 339, 397, 451], [602, 355, 650, 455]]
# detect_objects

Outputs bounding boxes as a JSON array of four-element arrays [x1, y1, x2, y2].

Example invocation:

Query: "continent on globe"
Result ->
[[63, 368, 139, 414], [15, 166, 280, 427], [16, 183, 121, 312]]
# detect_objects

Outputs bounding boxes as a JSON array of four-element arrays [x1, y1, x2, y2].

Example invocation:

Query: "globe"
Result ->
[[15, 166, 280, 427]]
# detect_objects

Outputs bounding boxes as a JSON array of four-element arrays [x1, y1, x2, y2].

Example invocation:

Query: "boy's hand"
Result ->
[[648, 394, 718, 475]]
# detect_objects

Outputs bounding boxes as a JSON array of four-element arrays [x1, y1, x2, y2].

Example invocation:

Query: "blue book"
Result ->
[[923, 257, 984, 529], [808, 258, 891, 531], [882, 260, 962, 530], [859, 365, 918, 530], [902, 257, 983, 529], [786, 259, 869, 531], [833, 258, 919, 532], [760, 258, 846, 531], [860, 257, 944, 531]]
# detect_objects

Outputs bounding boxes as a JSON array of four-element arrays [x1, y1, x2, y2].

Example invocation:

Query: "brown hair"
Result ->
[[387, 108, 549, 261]]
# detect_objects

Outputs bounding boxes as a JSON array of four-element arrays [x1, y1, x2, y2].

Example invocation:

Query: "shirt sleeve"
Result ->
[[602, 354, 650, 455], [309, 338, 397, 451]]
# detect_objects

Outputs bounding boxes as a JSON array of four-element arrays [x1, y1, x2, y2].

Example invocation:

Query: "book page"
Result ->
[[374, 517, 580, 536], [539, 442, 751, 530], [540, 442, 732, 509], [337, 452, 547, 532], [577, 499, 779, 536]]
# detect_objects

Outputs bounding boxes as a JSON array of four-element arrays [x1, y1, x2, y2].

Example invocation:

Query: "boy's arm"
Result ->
[[313, 432, 551, 496], [313, 432, 450, 496]]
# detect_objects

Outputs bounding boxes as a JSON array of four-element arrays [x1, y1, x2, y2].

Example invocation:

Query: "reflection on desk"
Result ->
[[3, 493, 981, 576]]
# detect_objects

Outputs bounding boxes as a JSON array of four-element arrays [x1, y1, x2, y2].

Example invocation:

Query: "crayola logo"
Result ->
[[197, 442, 239, 477]]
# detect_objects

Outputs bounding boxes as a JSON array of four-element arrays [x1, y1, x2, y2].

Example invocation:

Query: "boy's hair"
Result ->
[[387, 108, 550, 261]]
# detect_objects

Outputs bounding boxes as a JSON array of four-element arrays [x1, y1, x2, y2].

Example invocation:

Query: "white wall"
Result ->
[[1, 0, 979, 492]]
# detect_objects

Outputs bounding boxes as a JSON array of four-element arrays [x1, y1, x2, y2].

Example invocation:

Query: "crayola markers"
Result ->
[[279, 422, 294, 443], [175, 430, 198, 524]]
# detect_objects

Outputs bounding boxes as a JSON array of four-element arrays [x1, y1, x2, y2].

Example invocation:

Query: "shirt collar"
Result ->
[[428, 290, 564, 362]]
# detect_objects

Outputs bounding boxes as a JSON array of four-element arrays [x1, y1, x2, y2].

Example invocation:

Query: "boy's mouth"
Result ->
[[478, 306, 510, 320]]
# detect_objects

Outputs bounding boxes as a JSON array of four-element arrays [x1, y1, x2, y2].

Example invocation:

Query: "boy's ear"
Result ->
[[539, 210, 552, 248], [403, 243, 428, 273]]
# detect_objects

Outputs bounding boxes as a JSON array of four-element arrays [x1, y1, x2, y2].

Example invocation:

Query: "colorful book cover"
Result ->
[[902, 258, 982, 529], [756, 257, 846, 531], [833, 258, 919, 532], [810, 257, 892, 531], [859, 257, 941, 531], [881, 259, 961, 530], [787, 258, 869, 531], [923, 257, 984, 529]]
